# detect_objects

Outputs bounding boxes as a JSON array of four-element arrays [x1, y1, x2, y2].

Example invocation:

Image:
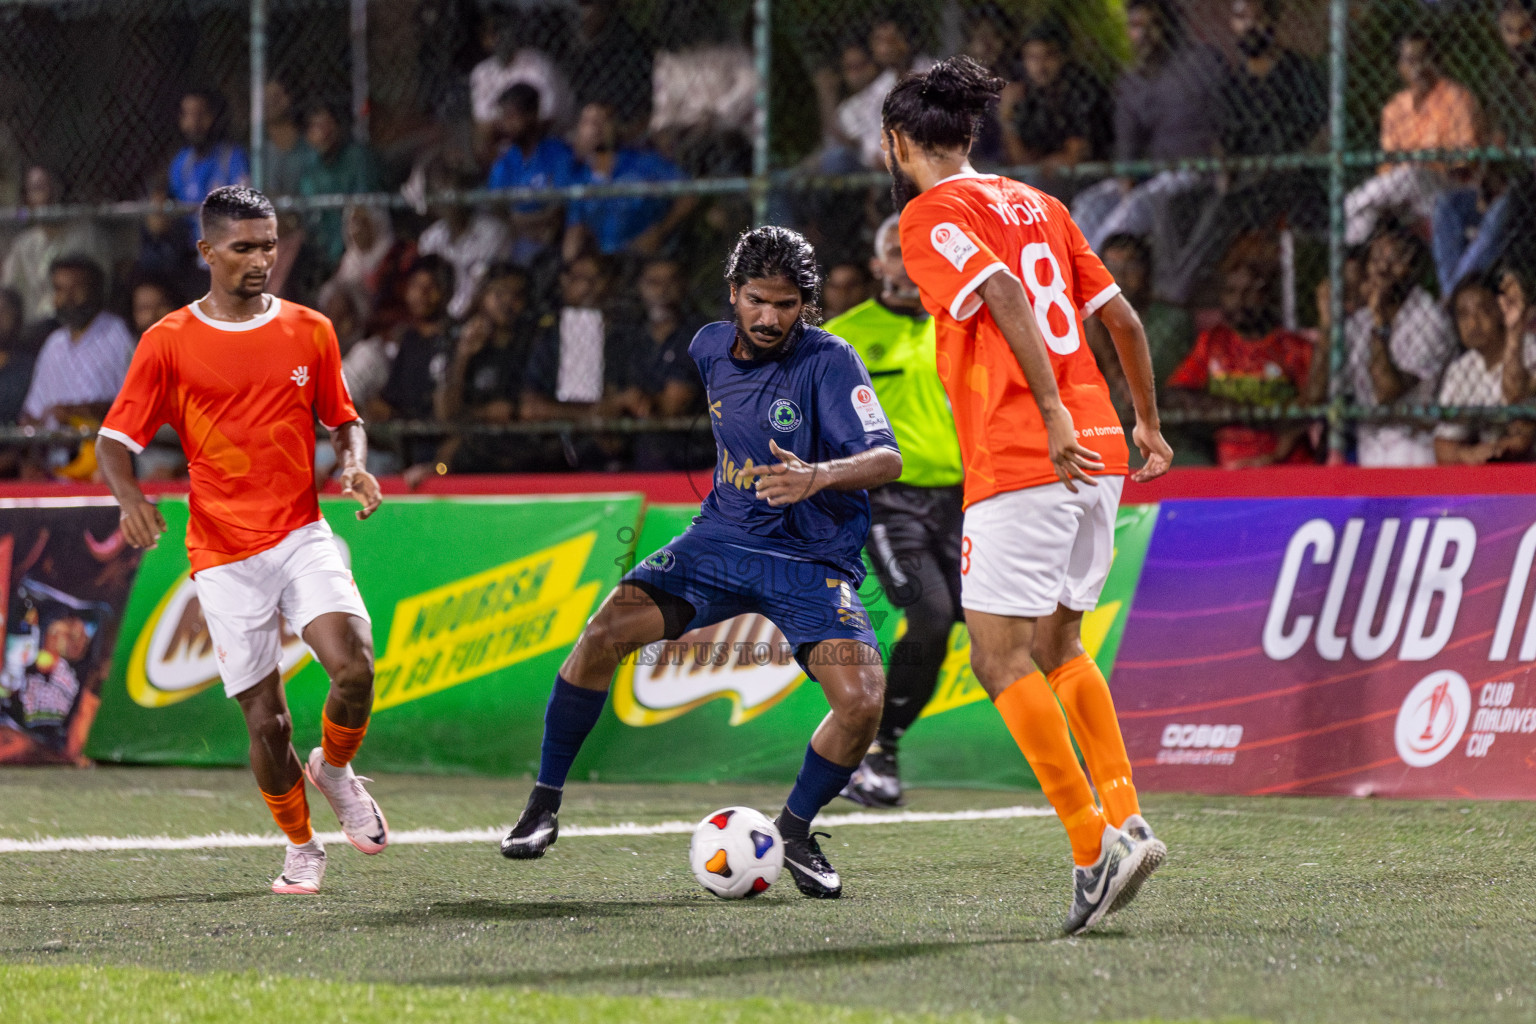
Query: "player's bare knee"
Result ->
[[841, 666, 885, 737], [578, 611, 625, 665], [969, 647, 1034, 697], [329, 650, 374, 702], [1030, 634, 1084, 677], [250, 707, 293, 748]]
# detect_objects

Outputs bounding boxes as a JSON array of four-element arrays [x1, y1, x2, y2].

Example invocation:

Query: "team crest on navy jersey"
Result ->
[[642, 549, 676, 571], [769, 399, 802, 432]]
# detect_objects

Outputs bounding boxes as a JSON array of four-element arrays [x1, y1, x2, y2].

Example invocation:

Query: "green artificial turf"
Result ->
[[1, 767, 1534, 1023], [0, 963, 1041, 1024]]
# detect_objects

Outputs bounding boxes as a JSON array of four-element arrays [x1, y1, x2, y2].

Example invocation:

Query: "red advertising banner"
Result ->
[[1117, 496, 1536, 798]]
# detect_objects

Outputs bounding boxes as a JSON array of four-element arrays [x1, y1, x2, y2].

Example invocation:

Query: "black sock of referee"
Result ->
[[876, 611, 952, 751]]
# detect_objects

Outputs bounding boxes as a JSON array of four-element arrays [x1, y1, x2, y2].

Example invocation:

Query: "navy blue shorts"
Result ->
[[624, 527, 880, 680]]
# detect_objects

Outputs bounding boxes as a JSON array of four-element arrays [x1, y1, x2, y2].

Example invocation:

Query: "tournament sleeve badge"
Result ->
[[930, 223, 979, 272], [851, 385, 889, 432]]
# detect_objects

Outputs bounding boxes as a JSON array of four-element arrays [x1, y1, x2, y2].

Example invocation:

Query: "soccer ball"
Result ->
[[688, 806, 784, 899]]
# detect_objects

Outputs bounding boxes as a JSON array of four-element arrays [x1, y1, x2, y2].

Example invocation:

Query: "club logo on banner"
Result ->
[[1394, 670, 1470, 768], [1117, 499, 1536, 799]]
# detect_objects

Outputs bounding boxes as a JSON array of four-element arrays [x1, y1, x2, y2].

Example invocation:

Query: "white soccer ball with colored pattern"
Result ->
[[688, 806, 784, 899]]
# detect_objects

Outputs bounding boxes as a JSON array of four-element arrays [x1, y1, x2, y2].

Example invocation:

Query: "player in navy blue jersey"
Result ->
[[500, 227, 903, 898]]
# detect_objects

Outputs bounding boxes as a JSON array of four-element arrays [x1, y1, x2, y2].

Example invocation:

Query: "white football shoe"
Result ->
[[272, 838, 326, 895], [1108, 813, 1167, 916], [1062, 824, 1147, 935], [304, 747, 390, 855]]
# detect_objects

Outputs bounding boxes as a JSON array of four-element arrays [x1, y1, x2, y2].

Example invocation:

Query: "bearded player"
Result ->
[[883, 58, 1174, 935], [500, 226, 901, 898], [97, 186, 387, 895]]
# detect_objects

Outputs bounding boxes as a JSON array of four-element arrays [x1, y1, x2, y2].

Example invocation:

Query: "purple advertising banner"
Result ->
[[1116, 495, 1536, 799]]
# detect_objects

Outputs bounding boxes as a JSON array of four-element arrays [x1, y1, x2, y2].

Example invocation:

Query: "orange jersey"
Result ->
[[100, 298, 359, 573], [899, 173, 1128, 507]]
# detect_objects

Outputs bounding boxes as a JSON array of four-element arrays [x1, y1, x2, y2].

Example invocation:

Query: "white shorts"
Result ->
[[194, 520, 371, 698], [960, 476, 1124, 618]]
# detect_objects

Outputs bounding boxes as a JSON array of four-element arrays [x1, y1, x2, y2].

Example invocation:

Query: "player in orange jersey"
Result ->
[[882, 57, 1174, 935], [97, 186, 388, 895]]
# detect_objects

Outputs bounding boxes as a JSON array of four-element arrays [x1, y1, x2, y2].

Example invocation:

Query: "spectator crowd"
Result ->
[[1, 0, 1534, 481]]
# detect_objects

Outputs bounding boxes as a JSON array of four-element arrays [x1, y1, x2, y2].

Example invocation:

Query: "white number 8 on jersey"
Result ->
[[1019, 242, 1080, 355]]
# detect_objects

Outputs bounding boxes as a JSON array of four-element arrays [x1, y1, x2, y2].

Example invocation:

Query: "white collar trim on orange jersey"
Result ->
[[189, 295, 282, 332], [933, 171, 990, 187]]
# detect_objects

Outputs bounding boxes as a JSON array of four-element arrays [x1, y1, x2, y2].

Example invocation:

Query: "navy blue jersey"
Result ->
[[688, 321, 899, 581]]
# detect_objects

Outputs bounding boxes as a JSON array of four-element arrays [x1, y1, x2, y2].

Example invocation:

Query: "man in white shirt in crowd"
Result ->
[[1, 167, 115, 323], [839, 17, 936, 169], [21, 256, 133, 429], [469, 12, 570, 133], [1433, 270, 1536, 464], [1344, 226, 1457, 465], [417, 163, 511, 321]]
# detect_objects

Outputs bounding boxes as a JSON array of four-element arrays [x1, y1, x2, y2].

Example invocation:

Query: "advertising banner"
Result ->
[[88, 495, 1154, 785], [87, 495, 643, 775], [585, 502, 1157, 788], [1116, 496, 1536, 798], [0, 500, 142, 765]]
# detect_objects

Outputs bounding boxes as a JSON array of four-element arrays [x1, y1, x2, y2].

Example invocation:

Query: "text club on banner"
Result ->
[[1117, 496, 1536, 798], [0, 501, 143, 765], [87, 496, 642, 775]]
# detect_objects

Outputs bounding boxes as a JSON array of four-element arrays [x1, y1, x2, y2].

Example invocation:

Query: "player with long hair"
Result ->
[[97, 186, 387, 895], [500, 226, 902, 899], [882, 57, 1174, 934]]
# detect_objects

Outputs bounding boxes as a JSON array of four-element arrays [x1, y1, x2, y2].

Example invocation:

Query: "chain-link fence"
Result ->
[[1, 0, 1534, 474]]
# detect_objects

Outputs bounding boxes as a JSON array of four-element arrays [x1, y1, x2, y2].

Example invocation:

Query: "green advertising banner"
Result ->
[[89, 494, 1157, 788], [87, 495, 644, 775], [580, 501, 1158, 789]]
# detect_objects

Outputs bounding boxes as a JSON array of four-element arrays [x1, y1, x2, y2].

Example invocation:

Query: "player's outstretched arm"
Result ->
[[749, 440, 901, 508], [976, 271, 1103, 492], [96, 436, 167, 550], [1095, 294, 1172, 482], [333, 420, 382, 520]]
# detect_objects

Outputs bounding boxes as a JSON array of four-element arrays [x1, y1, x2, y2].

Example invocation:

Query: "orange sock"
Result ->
[[1048, 653, 1140, 828], [321, 710, 368, 769], [993, 671, 1105, 865], [260, 775, 313, 845]]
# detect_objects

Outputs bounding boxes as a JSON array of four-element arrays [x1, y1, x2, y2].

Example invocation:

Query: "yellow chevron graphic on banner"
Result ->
[[372, 532, 600, 711], [919, 601, 1120, 720]]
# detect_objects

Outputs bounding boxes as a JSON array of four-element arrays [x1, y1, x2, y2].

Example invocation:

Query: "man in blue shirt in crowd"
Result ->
[[168, 90, 249, 206], [501, 227, 902, 899], [488, 83, 576, 265], [562, 102, 696, 260]]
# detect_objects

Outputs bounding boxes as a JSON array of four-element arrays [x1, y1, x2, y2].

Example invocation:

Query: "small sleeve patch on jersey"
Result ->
[[930, 222, 979, 272], [851, 384, 890, 431]]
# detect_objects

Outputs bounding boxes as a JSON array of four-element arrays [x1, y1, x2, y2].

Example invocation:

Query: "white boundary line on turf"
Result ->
[[0, 805, 1055, 855]]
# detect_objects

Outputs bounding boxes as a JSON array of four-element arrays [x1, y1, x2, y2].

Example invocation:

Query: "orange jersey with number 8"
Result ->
[[898, 173, 1128, 507]]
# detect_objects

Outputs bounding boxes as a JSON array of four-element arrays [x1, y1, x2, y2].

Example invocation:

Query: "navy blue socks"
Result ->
[[536, 675, 608, 798], [780, 743, 857, 835]]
